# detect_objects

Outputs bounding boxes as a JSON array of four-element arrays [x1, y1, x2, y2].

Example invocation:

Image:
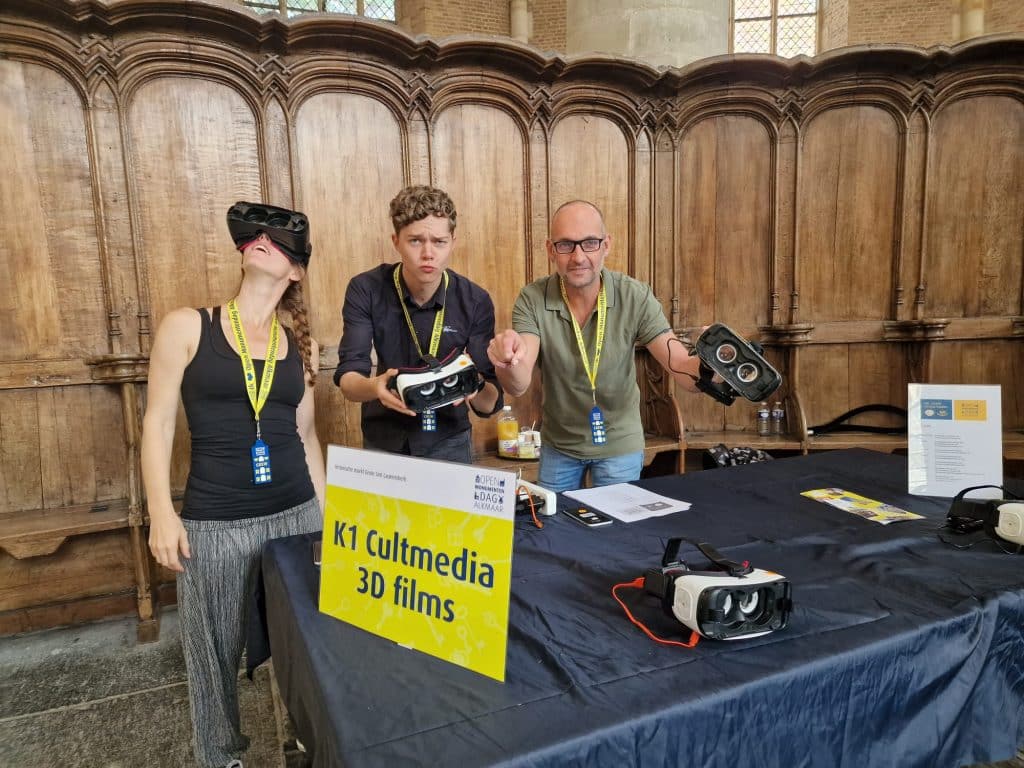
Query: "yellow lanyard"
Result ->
[[393, 265, 448, 361], [226, 299, 279, 440], [559, 277, 607, 404]]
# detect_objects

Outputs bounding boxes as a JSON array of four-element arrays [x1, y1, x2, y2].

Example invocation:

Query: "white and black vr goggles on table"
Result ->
[[943, 485, 1024, 550], [643, 537, 792, 641], [387, 348, 483, 413]]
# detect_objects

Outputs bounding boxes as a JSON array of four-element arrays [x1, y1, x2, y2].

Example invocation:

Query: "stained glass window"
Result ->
[[732, 0, 817, 57], [240, 0, 394, 21]]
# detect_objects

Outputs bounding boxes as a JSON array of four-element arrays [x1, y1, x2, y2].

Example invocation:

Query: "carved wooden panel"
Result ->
[[0, 386, 127, 514], [549, 114, 631, 275], [0, 60, 107, 363], [130, 77, 262, 325], [930, 340, 1024, 427], [799, 343, 911, 429], [432, 103, 529, 452], [0, 532, 133, 612], [924, 96, 1024, 318], [797, 106, 900, 323], [677, 114, 773, 333]]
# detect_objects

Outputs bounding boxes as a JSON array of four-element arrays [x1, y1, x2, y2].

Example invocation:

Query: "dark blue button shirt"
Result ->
[[334, 263, 503, 455]]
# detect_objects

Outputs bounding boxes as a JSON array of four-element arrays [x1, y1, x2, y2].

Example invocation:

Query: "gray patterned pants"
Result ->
[[178, 497, 321, 768]]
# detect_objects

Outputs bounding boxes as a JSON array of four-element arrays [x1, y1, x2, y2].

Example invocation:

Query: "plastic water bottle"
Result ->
[[756, 402, 770, 437], [497, 405, 519, 458], [770, 401, 785, 435]]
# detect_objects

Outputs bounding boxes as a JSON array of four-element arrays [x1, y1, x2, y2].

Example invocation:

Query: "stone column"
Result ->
[[565, 0, 729, 68], [961, 0, 985, 39], [511, 0, 530, 42]]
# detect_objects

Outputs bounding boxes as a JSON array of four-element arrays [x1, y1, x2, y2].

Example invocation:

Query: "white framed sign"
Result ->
[[907, 384, 1002, 497]]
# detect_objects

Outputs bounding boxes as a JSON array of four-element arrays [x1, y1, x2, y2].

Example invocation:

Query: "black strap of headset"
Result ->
[[662, 537, 753, 577]]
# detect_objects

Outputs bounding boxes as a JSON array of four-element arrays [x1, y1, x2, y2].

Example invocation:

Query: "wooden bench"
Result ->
[[473, 347, 685, 481], [0, 499, 132, 560]]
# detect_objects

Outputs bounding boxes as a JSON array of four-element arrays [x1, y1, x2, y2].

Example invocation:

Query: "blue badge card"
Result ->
[[251, 439, 272, 484], [590, 406, 607, 445], [422, 410, 437, 432]]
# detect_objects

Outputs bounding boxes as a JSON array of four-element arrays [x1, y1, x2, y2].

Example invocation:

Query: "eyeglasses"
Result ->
[[551, 237, 605, 255]]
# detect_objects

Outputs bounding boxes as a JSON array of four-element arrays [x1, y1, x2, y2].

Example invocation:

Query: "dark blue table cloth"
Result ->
[[248, 449, 1024, 768]]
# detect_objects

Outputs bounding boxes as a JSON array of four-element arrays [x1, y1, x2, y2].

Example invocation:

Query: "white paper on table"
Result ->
[[563, 483, 691, 522], [907, 383, 1003, 498]]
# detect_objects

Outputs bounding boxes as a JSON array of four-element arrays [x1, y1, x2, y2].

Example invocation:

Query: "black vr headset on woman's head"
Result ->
[[227, 201, 312, 267]]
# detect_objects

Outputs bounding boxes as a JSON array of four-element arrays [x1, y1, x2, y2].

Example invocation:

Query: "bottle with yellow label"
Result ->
[[497, 405, 519, 458]]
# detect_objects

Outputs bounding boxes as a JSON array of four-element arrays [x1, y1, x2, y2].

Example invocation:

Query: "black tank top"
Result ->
[[180, 306, 315, 520]]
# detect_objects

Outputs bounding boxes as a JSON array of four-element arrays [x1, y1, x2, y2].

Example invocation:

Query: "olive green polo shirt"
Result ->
[[512, 269, 670, 459]]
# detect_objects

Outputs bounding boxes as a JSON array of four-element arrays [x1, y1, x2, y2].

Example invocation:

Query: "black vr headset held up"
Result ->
[[691, 324, 782, 405], [945, 485, 1024, 549], [226, 201, 312, 267]]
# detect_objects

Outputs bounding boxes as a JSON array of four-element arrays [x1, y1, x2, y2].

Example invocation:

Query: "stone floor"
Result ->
[[0, 609, 1020, 768], [0, 609, 306, 768]]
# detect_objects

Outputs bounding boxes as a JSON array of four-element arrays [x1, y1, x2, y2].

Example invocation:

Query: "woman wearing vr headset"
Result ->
[[141, 202, 325, 768]]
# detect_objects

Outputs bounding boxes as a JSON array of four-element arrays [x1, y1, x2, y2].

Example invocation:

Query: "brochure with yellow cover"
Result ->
[[802, 488, 925, 525]]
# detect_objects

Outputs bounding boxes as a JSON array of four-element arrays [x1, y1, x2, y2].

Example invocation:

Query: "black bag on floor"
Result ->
[[705, 444, 774, 469]]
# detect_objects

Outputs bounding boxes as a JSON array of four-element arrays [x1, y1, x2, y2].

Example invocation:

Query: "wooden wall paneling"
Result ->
[[407, 110, 432, 187], [0, 390, 44, 514], [292, 90, 406, 449], [548, 112, 631, 275], [773, 117, 799, 328], [898, 108, 929, 322], [675, 114, 774, 434], [293, 91, 406, 346], [930, 340, 1024, 427], [128, 77, 263, 325], [797, 104, 901, 323], [263, 96, 294, 209], [0, 60, 107, 364], [799, 342, 909, 429], [633, 130, 654, 291], [676, 113, 775, 335], [90, 79, 142, 352], [923, 96, 1024, 318], [527, 120, 550, 285], [0, 533, 134, 614], [431, 102, 529, 452], [653, 129, 677, 328]]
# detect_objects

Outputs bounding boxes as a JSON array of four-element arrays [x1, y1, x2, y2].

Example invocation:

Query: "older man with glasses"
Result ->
[[487, 199, 703, 492]]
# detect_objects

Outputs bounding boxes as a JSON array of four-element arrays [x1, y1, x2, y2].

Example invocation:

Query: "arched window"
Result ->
[[732, 0, 818, 57], [240, 0, 395, 21]]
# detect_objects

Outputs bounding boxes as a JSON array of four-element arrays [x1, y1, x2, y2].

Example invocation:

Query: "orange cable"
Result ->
[[518, 484, 543, 529], [612, 578, 700, 649]]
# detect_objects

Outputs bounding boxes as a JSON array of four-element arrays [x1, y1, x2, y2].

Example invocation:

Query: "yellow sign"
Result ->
[[319, 446, 515, 681], [954, 400, 987, 421]]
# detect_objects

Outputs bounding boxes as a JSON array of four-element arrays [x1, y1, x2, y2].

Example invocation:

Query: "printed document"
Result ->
[[907, 384, 1002, 497], [564, 484, 690, 522]]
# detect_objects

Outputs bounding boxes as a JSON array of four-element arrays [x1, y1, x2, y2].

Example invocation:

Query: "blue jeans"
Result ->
[[538, 444, 644, 493]]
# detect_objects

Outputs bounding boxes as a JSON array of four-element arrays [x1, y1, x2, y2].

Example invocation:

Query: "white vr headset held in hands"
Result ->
[[388, 349, 483, 413]]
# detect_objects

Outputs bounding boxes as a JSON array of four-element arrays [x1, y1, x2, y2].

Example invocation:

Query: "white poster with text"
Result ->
[[907, 383, 1002, 497]]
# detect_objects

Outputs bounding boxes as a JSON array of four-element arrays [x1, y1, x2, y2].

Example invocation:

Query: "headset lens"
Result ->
[[716, 343, 738, 364], [736, 362, 759, 383]]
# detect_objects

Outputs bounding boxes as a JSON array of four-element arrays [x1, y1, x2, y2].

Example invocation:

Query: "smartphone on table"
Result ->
[[562, 507, 613, 528]]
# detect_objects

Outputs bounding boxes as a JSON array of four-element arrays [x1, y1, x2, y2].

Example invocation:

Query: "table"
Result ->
[[249, 449, 1024, 768]]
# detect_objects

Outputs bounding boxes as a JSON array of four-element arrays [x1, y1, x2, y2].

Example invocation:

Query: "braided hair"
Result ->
[[279, 280, 317, 387]]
